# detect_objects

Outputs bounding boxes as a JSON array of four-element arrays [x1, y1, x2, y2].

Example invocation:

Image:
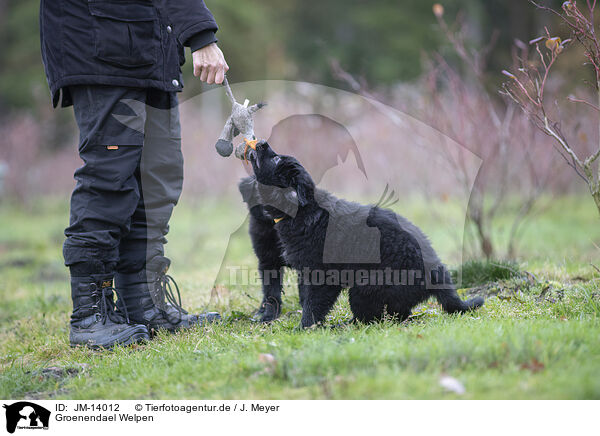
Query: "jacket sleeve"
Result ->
[[166, 0, 218, 48], [188, 30, 218, 52]]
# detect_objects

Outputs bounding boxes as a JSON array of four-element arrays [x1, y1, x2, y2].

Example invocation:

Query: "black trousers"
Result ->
[[64, 85, 183, 273]]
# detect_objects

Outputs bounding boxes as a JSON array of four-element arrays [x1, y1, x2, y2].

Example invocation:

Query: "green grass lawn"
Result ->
[[0, 195, 599, 399]]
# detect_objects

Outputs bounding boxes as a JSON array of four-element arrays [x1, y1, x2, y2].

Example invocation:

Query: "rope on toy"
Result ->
[[222, 77, 236, 105]]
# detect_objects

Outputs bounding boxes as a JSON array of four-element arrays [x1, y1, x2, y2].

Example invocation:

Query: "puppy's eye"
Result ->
[[273, 156, 281, 165]]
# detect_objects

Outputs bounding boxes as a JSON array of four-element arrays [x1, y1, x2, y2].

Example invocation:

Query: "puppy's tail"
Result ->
[[435, 289, 484, 314]]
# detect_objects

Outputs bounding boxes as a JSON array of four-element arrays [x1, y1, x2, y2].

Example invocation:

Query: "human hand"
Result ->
[[192, 42, 229, 84]]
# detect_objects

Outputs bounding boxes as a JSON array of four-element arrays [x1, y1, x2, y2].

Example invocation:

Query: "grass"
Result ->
[[452, 259, 521, 288], [0, 195, 599, 399]]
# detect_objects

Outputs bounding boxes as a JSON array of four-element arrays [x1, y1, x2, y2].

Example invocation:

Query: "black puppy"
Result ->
[[239, 141, 484, 327]]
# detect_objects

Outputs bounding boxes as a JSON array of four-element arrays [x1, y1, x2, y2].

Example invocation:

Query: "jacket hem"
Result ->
[[50, 75, 182, 108]]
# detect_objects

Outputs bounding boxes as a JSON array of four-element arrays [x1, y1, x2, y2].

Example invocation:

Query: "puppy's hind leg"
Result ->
[[300, 285, 342, 328], [298, 278, 308, 307], [348, 287, 386, 323]]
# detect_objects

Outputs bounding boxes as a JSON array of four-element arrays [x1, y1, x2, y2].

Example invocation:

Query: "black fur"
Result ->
[[240, 141, 484, 327]]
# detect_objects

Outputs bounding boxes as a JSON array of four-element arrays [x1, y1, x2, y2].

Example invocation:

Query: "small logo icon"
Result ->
[[3, 402, 50, 434]]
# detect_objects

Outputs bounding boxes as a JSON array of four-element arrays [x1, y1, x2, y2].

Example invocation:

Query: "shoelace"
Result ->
[[91, 285, 130, 325], [154, 273, 187, 324]]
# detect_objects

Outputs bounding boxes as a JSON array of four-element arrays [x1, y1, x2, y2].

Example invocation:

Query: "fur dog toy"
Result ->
[[215, 77, 266, 160]]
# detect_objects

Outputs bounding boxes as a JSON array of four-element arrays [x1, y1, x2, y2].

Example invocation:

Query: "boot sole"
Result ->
[[70, 325, 150, 350], [141, 313, 222, 337]]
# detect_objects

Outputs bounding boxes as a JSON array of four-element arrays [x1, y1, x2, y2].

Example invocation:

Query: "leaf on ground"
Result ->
[[252, 353, 277, 377], [38, 363, 88, 379], [258, 353, 277, 374], [520, 358, 545, 373], [258, 353, 276, 365], [439, 375, 466, 395], [537, 283, 551, 301]]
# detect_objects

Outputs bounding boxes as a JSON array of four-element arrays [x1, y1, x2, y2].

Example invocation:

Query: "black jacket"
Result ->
[[40, 0, 218, 107]]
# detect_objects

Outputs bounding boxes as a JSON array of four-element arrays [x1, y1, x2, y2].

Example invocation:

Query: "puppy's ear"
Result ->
[[292, 174, 314, 207], [296, 183, 309, 207]]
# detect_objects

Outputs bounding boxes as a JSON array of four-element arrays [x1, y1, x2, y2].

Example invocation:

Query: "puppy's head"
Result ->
[[247, 141, 315, 208]]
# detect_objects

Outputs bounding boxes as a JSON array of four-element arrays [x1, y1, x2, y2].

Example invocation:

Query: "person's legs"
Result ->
[[116, 89, 182, 273], [115, 89, 219, 331], [66, 85, 149, 348]]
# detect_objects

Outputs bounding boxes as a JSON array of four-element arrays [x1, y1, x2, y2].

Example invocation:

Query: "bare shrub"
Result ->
[[502, 0, 600, 216]]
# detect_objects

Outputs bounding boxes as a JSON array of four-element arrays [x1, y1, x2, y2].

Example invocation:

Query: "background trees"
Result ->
[[0, 0, 557, 117]]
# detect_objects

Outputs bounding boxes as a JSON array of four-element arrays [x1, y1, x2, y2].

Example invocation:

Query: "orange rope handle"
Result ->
[[243, 138, 258, 164]]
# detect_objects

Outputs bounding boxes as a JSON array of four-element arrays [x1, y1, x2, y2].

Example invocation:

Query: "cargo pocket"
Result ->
[[88, 1, 159, 68], [79, 144, 144, 189]]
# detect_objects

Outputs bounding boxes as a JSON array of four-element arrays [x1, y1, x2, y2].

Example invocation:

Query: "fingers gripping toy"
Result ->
[[215, 77, 266, 160]]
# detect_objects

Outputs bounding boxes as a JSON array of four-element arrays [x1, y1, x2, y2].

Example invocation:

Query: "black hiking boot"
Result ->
[[69, 269, 149, 349], [116, 256, 221, 333]]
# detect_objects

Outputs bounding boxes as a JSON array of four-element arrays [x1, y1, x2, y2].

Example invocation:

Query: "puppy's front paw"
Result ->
[[253, 296, 282, 323], [295, 322, 318, 330], [300, 315, 321, 329]]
